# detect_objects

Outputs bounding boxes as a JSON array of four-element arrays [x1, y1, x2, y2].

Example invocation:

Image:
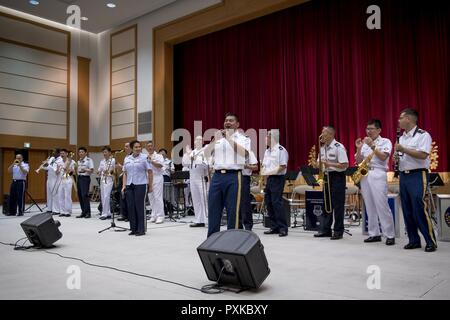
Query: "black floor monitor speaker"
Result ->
[[20, 213, 62, 248], [197, 229, 270, 289]]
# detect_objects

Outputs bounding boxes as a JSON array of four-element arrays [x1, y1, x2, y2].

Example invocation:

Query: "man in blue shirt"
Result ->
[[8, 153, 29, 216]]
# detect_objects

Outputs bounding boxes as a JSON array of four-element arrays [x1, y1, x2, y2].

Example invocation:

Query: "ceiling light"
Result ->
[[29, 0, 39, 5], [81, 17, 88, 21], [106, 3, 116, 8]]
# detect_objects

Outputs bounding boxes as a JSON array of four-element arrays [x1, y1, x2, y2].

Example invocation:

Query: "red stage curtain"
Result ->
[[174, 0, 449, 171]]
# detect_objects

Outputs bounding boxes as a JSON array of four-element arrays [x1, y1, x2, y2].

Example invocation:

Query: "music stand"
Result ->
[[429, 173, 444, 187], [345, 166, 358, 177], [300, 165, 320, 187], [98, 185, 129, 233], [24, 190, 43, 213], [171, 171, 190, 219]]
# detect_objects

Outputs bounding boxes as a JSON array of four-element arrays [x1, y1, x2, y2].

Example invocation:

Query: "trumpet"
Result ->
[[35, 156, 51, 173], [13, 159, 20, 165]]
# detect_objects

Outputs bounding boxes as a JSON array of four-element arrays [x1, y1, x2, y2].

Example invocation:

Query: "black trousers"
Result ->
[[319, 171, 346, 235], [265, 175, 288, 233], [77, 176, 91, 215], [118, 178, 128, 219], [126, 184, 147, 234], [239, 175, 253, 230], [9, 180, 26, 215]]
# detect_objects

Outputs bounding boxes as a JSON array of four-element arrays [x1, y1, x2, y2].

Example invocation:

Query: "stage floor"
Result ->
[[1, 203, 449, 300]]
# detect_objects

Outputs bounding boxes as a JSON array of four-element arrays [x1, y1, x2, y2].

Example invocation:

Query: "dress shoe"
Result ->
[[155, 217, 164, 224], [16, 213, 24, 216], [76, 214, 85, 218], [404, 243, 421, 250], [278, 231, 288, 237], [52, 212, 60, 215], [149, 217, 157, 223], [190, 223, 205, 227], [135, 232, 145, 236], [386, 238, 395, 246], [65, 214, 71, 217], [128, 232, 136, 236], [99, 216, 107, 220], [330, 233, 343, 240], [59, 214, 65, 217], [264, 229, 279, 235], [117, 217, 126, 221], [84, 214, 91, 218], [425, 244, 437, 252], [364, 236, 382, 243], [314, 232, 332, 238]]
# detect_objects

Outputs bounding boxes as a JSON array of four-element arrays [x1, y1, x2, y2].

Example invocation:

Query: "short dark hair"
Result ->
[[324, 125, 336, 133], [367, 118, 382, 129], [61, 149, 68, 153], [225, 112, 239, 122], [159, 148, 168, 154], [401, 108, 418, 121], [130, 140, 140, 149], [102, 146, 112, 152], [78, 146, 87, 152]]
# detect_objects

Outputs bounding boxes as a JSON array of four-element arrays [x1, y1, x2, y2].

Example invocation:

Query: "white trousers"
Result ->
[[190, 175, 208, 224], [100, 178, 114, 217], [46, 176, 57, 211], [361, 168, 395, 238], [149, 174, 164, 218], [52, 177, 62, 214], [58, 178, 73, 214]]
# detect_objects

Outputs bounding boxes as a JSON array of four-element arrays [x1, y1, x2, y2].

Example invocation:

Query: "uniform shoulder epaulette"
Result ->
[[279, 146, 283, 150], [334, 142, 340, 147], [417, 129, 425, 134]]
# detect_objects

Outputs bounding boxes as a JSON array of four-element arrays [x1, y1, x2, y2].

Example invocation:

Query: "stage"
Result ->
[[1, 204, 449, 300]]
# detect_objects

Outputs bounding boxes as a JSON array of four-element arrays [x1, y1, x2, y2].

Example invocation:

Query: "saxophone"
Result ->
[[352, 150, 375, 184]]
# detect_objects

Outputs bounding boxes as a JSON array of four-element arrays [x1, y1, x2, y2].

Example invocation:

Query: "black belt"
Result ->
[[400, 168, 427, 174], [216, 169, 241, 174], [78, 175, 90, 178], [13, 179, 26, 182]]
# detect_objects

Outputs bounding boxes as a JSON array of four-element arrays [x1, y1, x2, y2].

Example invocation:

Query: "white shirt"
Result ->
[[242, 150, 258, 176], [318, 139, 348, 172], [182, 152, 191, 172], [123, 153, 151, 185], [77, 156, 94, 176], [262, 144, 289, 175], [189, 147, 209, 177], [57, 158, 76, 179], [98, 158, 116, 182], [162, 158, 175, 177], [43, 156, 57, 178], [212, 131, 250, 170], [147, 151, 165, 176], [358, 136, 392, 170], [399, 126, 432, 171], [12, 162, 29, 180]]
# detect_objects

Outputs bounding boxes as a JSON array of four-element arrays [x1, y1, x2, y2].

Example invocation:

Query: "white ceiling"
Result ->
[[0, 0, 177, 33]]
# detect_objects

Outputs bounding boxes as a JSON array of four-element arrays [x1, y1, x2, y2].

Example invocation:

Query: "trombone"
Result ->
[[52, 152, 75, 195], [35, 156, 51, 173], [317, 133, 333, 214]]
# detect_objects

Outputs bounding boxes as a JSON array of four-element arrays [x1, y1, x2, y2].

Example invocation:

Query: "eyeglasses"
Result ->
[[366, 127, 378, 131]]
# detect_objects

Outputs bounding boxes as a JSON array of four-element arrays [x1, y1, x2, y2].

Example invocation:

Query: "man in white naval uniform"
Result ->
[[188, 136, 209, 227], [97, 146, 116, 220], [355, 119, 395, 245], [146, 141, 165, 224], [42, 149, 60, 214], [56, 149, 76, 217]]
